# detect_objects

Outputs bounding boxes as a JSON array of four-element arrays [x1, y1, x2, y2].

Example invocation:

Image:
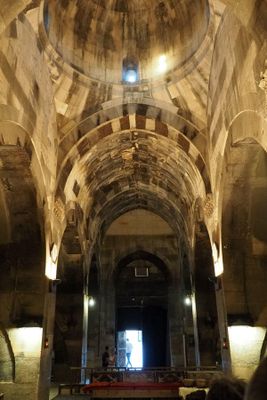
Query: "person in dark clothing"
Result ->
[[102, 346, 110, 368], [186, 390, 206, 400], [206, 377, 246, 400], [245, 357, 267, 400]]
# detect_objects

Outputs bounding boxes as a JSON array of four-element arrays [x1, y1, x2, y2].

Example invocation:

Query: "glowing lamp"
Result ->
[[184, 296, 192, 306], [88, 297, 96, 307]]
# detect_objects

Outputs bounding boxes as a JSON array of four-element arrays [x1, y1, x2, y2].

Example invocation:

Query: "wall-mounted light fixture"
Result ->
[[88, 297, 96, 307], [184, 295, 192, 306], [44, 337, 49, 349]]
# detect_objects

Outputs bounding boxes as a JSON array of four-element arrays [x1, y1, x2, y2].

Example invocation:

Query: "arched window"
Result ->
[[122, 56, 139, 83]]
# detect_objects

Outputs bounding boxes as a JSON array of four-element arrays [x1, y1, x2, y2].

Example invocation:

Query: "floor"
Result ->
[[49, 383, 87, 399], [49, 385, 208, 399], [50, 397, 85, 400], [49, 384, 59, 399]]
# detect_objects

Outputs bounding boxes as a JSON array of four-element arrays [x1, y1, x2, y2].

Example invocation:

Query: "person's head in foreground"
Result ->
[[245, 357, 267, 400], [206, 376, 246, 400]]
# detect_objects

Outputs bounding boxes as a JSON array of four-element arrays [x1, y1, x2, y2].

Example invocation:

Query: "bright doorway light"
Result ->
[[126, 330, 143, 368]]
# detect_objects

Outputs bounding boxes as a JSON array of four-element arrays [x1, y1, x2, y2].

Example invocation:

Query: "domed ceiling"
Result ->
[[44, 0, 210, 83]]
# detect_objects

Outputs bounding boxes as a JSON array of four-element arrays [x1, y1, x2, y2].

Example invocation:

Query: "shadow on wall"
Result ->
[[0, 323, 15, 382]]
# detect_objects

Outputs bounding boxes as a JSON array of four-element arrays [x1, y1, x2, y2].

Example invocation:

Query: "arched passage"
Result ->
[[0, 145, 45, 390], [115, 250, 170, 368]]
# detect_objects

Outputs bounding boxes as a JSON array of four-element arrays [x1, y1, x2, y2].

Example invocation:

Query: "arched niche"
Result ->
[[0, 145, 45, 326], [0, 145, 45, 389], [222, 138, 267, 379]]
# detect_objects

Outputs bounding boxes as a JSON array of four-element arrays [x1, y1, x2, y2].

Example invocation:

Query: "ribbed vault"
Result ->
[[58, 128, 208, 248]]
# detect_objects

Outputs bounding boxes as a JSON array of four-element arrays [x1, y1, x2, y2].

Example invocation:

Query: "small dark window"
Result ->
[[135, 267, 149, 277]]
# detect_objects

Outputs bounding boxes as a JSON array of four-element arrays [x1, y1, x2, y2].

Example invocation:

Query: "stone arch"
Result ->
[[114, 250, 173, 368], [0, 143, 46, 394], [229, 110, 267, 152], [0, 14, 57, 215], [55, 122, 209, 260], [56, 105, 210, 199]]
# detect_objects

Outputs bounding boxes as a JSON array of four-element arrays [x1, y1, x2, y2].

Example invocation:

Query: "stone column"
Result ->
[[38, 282, 56, 400], [215, 276, 231, 373], [97, 277, 116, 365], [191, 289, 201, 369], [168, 282, 184, 367], [81, 290, 88, 383]]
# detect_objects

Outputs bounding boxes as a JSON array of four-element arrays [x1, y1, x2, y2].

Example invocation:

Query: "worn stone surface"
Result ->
[[0, 1, 266, 398]]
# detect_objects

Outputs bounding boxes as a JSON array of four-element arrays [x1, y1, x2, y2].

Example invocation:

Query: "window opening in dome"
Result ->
[[122, 57, 139, 84]]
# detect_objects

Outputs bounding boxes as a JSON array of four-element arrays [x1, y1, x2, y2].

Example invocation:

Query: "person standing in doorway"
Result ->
[[126, 338, 133, 368], [102, 345, 110, 368]]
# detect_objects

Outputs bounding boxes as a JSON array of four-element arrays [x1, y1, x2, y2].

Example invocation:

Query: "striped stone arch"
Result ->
[[83, 186, 193, 263], [56, 103, 211, 204]]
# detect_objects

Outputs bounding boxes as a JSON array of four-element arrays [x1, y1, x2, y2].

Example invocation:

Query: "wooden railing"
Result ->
[[69, 366, 185, 384], [56, 366, 223, 396]]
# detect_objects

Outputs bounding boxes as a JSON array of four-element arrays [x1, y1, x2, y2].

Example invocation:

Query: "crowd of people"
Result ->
[[185, 356, 267, 400]]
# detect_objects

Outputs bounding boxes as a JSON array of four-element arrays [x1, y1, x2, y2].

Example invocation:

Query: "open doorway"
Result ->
[[117, 330, 143, 368]]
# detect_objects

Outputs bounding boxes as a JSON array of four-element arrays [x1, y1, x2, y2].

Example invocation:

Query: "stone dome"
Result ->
[[44, 0, 210, 83]]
